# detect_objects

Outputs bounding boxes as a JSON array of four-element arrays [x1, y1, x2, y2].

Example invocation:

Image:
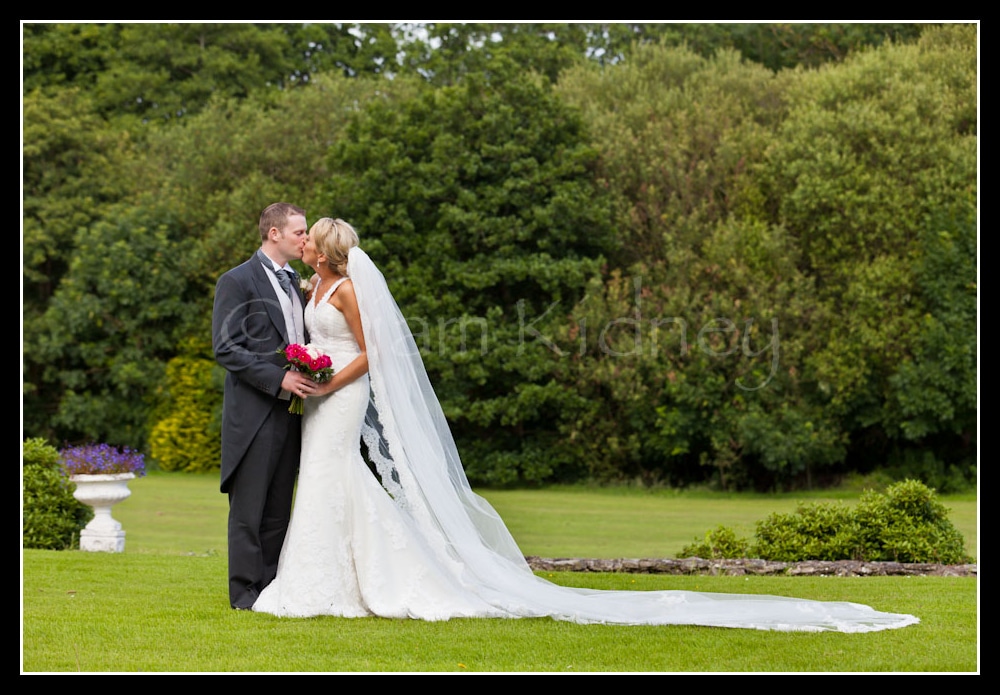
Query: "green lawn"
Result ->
[[483, 485, 978, 561], [101, 472, 980, 561], [21, 471, 979, 673]]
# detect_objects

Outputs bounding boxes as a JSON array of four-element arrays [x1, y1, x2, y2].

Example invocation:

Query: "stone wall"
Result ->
[[525, 556, 977, 577]]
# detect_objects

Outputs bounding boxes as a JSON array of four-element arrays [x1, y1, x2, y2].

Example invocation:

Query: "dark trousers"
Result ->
[[227, 402, 300, 609]]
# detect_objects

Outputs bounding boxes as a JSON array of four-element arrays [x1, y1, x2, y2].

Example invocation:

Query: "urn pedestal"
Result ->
[[70, 473, 135, 552]]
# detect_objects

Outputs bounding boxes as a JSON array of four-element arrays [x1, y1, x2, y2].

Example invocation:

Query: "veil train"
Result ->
[[349, 246, 919, 632]]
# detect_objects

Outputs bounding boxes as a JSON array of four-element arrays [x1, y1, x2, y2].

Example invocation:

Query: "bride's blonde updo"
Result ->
[[309, 217, 359, 276]]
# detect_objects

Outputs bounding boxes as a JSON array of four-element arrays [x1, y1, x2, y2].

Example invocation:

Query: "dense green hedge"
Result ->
[[22, 438, 92, 550], [679, 479, 971, 564]]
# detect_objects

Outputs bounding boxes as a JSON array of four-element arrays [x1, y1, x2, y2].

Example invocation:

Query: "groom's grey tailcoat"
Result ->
[[212, 254, 307, 608]]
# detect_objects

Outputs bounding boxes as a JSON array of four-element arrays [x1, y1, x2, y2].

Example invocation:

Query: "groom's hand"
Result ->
[[281, 372, 319, 399]]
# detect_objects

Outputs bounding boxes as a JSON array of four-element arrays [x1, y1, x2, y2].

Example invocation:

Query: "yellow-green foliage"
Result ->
[[150, 355, 221, 473]]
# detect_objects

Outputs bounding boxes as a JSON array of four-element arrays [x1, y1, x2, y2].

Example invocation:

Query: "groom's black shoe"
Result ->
[[231, 596, 258, 610], [231, 583, 260, 610]]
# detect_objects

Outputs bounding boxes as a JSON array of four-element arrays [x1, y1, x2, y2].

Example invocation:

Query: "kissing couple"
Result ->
[[211, 202, 918, 631]]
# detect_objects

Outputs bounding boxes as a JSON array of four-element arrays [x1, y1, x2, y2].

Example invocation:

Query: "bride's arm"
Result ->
[[315, 280, 369, 395]]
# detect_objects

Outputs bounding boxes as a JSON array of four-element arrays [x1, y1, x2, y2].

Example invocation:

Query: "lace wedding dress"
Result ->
[[253, 249, 919, 632], [254, 276, 509, 620]]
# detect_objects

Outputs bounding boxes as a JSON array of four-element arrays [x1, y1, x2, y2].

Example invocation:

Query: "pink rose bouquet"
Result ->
[[278, 343, 335, 414]]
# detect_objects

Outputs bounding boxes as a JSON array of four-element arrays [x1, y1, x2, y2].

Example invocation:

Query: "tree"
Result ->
[[22, 87, 135, 440], [21, 23, 973, 487], [762, 24, 977, 478], [283, 23, 401, 79], [34, 206, 191, 448], [321, 67, 615, 484], [554, 43, 837, 488], [22, 23, 121, 92], [391, 23, 931, 83], [89, 23, 296, 121], [397, 23, 590, 85], [616, 23, 928, 71]]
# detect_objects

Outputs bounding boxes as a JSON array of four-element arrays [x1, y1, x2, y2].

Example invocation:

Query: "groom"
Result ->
[[212, 202, 320, 609]]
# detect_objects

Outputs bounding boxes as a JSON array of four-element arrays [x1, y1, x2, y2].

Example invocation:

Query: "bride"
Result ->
[[252, 217, 919, 632]]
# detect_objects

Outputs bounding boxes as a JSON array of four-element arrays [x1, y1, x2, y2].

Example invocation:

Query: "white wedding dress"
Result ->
[[253, 249, 919, 632], [254, 277, 510, 620]]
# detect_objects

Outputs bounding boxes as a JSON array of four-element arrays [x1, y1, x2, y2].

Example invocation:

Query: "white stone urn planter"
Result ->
[[70, 473, 135, 552]]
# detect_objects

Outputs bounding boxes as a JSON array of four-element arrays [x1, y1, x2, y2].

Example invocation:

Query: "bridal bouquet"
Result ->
[[278, 343, 335, 414]]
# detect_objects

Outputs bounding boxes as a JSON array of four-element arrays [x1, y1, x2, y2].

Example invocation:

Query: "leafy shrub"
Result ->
[[677, 524, 750, 560], [678, 479, 971, 564], [149, 354, 222, 473], [753, 501, 863, 561], [22, 438, 92, 550], [850, 478, 971, 564]]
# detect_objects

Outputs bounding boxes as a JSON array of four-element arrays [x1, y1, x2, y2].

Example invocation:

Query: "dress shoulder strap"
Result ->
[[329, 277, 350, 295], [316, 276, 350, 306]]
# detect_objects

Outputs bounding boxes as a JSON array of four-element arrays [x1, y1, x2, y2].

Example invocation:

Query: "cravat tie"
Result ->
[[274, 268, 295, 298]]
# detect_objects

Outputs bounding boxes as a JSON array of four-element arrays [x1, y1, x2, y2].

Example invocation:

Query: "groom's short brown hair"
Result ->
[[259, 203, 306, 242]]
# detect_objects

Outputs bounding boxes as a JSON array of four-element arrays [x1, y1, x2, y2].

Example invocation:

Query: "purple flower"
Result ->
[[59, 443, 147, 477]]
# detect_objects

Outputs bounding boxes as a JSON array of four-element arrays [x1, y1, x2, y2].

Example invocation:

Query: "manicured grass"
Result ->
[[21, 472, 978, 673], [106, 472, 979, 561], [483, 485, 978, 561]]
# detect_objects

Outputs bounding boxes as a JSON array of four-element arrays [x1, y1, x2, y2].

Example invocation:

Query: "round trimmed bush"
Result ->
[[22, 437, 92, 550]]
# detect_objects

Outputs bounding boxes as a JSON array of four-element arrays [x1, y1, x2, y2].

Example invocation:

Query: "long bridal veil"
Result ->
[[347, 246, 919, 632]]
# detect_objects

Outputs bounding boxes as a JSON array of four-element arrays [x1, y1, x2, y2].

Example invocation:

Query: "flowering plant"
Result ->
[[60, 443, 147, 477], [278, 343, 335, 414]]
